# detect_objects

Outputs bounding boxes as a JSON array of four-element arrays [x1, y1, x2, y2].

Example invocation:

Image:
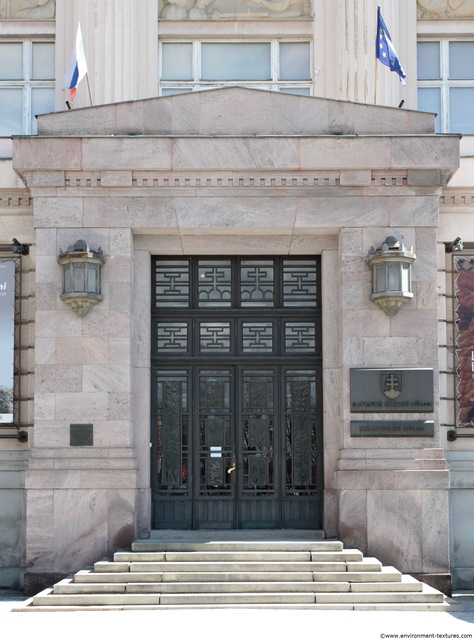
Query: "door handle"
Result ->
[[227, 454, 237, 474]]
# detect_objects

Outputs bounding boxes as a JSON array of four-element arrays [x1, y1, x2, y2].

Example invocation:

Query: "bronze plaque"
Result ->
[[70, 424, 93, 447], [350, 368, 433, 413], [351, 420, 434, 437]]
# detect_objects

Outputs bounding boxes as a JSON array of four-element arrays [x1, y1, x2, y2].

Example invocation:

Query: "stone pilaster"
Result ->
[[55, 0, 158, 109], [313, 0, 417, 109]]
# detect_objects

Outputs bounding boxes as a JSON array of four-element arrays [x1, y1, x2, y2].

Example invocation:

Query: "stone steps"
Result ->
[[14, 533, 463, 612], [53, 574, 423, 594]]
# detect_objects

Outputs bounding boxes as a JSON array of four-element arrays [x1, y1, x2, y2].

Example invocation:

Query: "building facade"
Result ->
[[1, 0, 474, 594]]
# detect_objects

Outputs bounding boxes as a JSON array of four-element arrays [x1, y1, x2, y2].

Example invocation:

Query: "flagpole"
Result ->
[[374, 4, 379, 105], [86, 73, 94, 106]]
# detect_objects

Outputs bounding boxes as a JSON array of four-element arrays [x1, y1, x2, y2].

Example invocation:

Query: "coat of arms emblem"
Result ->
[[381, 373, 402, 399]]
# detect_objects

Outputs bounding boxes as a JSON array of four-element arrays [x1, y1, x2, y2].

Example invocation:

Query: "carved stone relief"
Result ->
[[158, 0, 311, 20], [0, 0, 55, 19], [418, 0, 474, 18]]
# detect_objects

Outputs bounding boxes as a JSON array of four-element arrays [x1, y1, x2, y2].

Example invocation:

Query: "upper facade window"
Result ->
[[417, 39, 474, 134], [159, 41, 311, 96], [0, 40, 55, 137]]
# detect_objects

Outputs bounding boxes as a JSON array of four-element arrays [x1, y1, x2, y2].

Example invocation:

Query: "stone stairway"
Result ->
[[15, 532, 462, 611]]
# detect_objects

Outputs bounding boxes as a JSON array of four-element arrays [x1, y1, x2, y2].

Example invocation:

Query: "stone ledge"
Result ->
[[410, 573, 452, 597]]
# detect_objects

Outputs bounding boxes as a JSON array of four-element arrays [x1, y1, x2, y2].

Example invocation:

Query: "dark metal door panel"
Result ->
[[239, 369, 278, 528], [195, 368, 235, 529]]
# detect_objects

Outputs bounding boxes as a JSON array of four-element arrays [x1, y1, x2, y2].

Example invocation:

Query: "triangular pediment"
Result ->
[[36, 87, 435, 137]]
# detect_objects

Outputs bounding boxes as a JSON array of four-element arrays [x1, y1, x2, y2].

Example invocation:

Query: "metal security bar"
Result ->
[[0, 242, 28, 442], [448, 242, 474, 441]]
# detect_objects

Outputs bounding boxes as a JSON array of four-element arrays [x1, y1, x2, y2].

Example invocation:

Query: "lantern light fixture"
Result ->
[[58, 240, 105, 317], [367, 236, 416, 316]]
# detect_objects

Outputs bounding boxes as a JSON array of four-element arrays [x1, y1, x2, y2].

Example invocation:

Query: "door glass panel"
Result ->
[[157, 322, 189, 353], [154, 260, 190, 307], [242, 322, 273, 353], [285, 370, 318, 495], [242, 371, 275, 496], [199, 322, 231, 353], [199, 370, 232, 496], [198, 260, 232, 307], [283, 259, 317, 307], [284, 322, 316, 353], [240, 260, 274, 307], [156, 371, 189, 494]]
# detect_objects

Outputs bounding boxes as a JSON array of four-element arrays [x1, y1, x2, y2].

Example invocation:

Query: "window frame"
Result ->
[[417, 37, 474, 134], [158, 39, 312, 96], [0, 38, 55, 135]]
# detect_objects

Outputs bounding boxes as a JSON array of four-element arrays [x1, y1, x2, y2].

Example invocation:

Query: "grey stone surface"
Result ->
[[35, 88, 438, 137]]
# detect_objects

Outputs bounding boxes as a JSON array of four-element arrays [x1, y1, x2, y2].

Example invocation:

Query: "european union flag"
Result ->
[[376, 6, 406, 85]]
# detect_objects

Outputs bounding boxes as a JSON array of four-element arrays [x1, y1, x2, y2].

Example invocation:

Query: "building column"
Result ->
[[313, 0, 417, 109], [55, 0, 159, 109]]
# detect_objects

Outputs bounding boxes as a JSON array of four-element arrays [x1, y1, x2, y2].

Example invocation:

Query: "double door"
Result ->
[[151, 256, 323, 529], [152, 364, 322, 529]]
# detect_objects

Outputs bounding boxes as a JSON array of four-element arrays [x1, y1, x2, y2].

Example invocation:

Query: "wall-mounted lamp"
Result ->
[[58, 240, 105, 317], [445, 237, 463, 253], [0, 238, 29, 255], [367, 236, 416, 316]]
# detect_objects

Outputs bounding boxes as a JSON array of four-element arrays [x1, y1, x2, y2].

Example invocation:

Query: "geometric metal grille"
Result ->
[[283, 260, 317, 307], [155, 260, 190, 307], [284, 322, 316, 353], [199, 322, 231, 353], [241, 260, 274, 307], [242, 322, 273, 352], [198, 261, 232, 307], [157, 322, 188, 353], [153, 257, 320, 309]]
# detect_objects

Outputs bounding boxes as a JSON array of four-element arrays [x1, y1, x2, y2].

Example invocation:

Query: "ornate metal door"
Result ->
[[151, 257, 322, 529]]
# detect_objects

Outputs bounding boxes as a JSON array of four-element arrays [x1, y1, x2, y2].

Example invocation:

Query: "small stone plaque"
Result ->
[[351, 420, 435, 437], [350, 368, 434, 413], [70, 423, 93, 447]]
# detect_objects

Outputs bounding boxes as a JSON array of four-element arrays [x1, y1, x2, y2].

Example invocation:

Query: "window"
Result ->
[[159, 41, 311, 96], [0, 40, 55, 137], [417, 40, 474, 134]]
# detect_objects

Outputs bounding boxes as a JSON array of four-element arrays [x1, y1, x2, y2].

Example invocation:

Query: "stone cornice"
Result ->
[[440, 188, 474, 208], [0, 190, 32, 208], [21, 169, 451, 190]]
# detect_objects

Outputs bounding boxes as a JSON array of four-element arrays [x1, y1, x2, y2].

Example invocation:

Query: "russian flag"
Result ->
[[63, 23, 87, 103]]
